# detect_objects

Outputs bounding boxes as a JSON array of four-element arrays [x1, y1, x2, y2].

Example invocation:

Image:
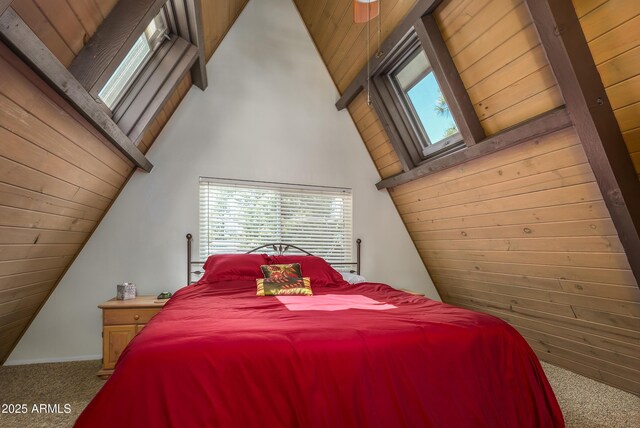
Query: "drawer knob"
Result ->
[[134, 314, 140, 320]]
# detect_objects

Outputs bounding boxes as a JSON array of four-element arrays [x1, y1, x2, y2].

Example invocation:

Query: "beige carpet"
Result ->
[[0, 360, 103, 428], [0, 360, 637, 427]]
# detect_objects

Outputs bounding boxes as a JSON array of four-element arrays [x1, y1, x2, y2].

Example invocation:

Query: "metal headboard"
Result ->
[[186, 234, 361, 284]]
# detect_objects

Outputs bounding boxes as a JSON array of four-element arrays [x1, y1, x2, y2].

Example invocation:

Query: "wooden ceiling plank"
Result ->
[[0, 156, 112, 211], [433, 273, 640, 307], [0, 128, 120, 199], [377, 107, 572, 189], [335, 0, 444, 110], [0, 243, 82, 262], [0, 291, 50, 318], [401, 181, 603, 225], [0, 227, 88, 245], [331, 0, 404, 90], [0, 304, 41, 328], [405, 201, 611, 235], [479, 86, 565, 135], [0, 44, 134, 175], [390, 127, 579, 197], [0, 94, 127, 188], [393, 135, 583, 206], [0, 205, 96, 233], [0, 182, 103, 221], [430, 257, 637, 287], [66, 0, 103, 38], [10, 0, 75, 66], [0, 257, 72, 277], [0, 268, 66, 293], [32, 0, 86, 55], [0, 51, 132, 178], [0, 8, 153, 171]]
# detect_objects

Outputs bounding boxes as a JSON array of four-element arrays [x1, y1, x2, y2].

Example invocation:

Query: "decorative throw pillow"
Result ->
[[260, 263, 303, 282], [268, 255, 348, 287], [256, 277, 312, 296]]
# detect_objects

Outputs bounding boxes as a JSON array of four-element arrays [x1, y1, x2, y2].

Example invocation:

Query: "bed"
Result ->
[[75, 238, 564, 427]]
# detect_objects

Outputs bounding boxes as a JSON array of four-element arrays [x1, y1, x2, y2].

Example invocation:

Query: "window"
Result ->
[[374, 37, 463, 164], [199, 178, 353, 264], [98, 11, 169, 109], [370, 28, 474, 168], [390, 49, 461, 157]]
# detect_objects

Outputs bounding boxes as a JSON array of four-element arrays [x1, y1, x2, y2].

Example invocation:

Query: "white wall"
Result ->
[[7, 0, 439, 365]]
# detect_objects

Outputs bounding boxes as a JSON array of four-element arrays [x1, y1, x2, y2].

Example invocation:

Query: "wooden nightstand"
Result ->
[[97, 296, 167, 378]]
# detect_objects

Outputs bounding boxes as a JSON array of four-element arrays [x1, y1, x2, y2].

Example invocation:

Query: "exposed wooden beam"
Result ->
[[0, 7, 153, 172], [172, 0, 207, 90], [335, 0, 443, 110], [69, 0, 167, 95], [368, 80, 416, 171], [415, 14, 485, 146], [376, 107, 572, 189], [524, 0, 640, 286]]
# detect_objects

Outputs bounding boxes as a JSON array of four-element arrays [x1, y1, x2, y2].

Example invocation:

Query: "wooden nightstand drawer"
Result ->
[[103, 308, 160, 325]]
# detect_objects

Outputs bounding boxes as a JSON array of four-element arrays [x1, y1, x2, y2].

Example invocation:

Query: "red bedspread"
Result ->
[[76, 281, 564, 427]]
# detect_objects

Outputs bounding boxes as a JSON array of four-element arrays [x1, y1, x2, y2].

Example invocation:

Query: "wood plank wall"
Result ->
[[573, 0, 640, 180], [10, 0, 119, 67], [0, 41, 132, 361], [0, 1, 248, 363], [294, 0, 640, 393], [7, 0, 249, 151]]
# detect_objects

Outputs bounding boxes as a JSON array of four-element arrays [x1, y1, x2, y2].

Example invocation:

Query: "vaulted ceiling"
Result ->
[[1, 0, 639, 396], [0, 0, 248, 363]]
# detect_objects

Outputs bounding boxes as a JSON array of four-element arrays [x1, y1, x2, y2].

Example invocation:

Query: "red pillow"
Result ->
[[268, 255, 347, 287], [198, 254, 271, 284]]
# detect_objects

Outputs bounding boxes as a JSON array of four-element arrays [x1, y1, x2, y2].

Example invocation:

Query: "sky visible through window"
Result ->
[[407, 72, 458, 145]]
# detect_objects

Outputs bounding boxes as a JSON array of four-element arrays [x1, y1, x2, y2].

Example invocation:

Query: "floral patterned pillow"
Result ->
[[260, 264, 302, 282], [256, 277, 312, 296]]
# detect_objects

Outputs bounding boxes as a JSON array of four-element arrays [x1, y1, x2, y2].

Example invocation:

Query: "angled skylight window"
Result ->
[[98, 11, 169, 109], [391, 49, 461, 157]]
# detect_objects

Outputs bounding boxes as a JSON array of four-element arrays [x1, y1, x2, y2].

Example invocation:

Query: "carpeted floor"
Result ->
[[0, 360, 103, 428], [0, 360, 637, 427]]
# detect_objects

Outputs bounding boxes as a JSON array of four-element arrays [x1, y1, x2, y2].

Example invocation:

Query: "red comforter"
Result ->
[[76, 281, 564, 427]]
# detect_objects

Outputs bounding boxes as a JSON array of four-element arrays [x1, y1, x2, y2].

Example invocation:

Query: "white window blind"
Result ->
[[199, 178, 353, 263]]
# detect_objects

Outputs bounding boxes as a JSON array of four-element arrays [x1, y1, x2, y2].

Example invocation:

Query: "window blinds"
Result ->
[[199, 178, 353, 263]]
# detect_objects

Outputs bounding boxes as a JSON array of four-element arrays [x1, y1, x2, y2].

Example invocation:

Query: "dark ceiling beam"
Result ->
[[335, 0, 443, 111], [70, 0, 167, 96], [171, 0, 207, 90], [368, 80, 416, 171], [0, 7, 153, 172], [376, 107, 572, 189], [415, 14, 485, 147], [524, 0, 640, 286]]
